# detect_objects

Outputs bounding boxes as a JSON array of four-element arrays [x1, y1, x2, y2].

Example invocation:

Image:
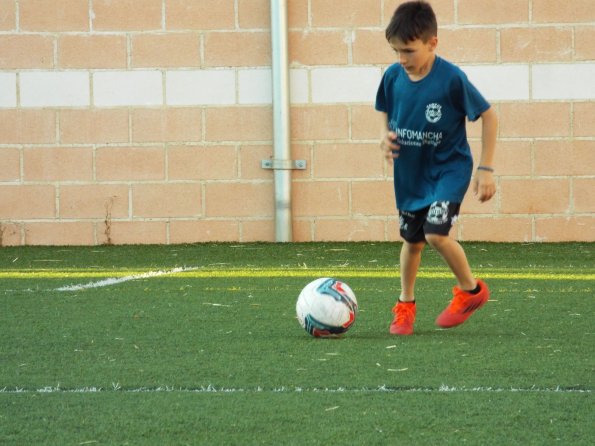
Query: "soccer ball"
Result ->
[[296, 278, 358, 338]]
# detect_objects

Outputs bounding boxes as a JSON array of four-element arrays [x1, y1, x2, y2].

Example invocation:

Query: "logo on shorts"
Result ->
[[399, 216, 408, 231], [425, 103, 442, 123], [426, 201, 450, 225]]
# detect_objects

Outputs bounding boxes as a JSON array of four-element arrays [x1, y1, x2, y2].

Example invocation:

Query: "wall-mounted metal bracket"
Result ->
[[261, 159, 307, 170]]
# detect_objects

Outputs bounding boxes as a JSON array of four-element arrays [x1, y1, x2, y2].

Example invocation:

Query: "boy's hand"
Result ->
[[381, 131, 400, 162], [473, 170, 496, 202]]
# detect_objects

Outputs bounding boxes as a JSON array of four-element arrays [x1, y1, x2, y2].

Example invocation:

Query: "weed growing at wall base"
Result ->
[[0, 243, 593, 445]]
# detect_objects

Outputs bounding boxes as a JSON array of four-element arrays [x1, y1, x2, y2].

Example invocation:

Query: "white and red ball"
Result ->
[[296, 278, 358, 338]]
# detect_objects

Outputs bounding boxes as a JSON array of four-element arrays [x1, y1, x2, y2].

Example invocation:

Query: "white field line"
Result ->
[[0, 384, 590, 395], [54, 266, 198, 291]]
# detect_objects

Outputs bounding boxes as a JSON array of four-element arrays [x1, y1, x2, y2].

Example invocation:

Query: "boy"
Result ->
[[375, 1, 498, 335]]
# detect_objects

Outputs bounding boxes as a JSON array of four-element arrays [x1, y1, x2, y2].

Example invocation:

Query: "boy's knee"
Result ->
[[403, 240, 426, 253], [425, 233, 449, 248]]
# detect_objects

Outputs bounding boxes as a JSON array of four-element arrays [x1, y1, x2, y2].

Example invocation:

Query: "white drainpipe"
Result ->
[[265, 0, 306, 242]]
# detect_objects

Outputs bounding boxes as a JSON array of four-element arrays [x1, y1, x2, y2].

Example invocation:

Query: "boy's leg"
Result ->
[[391, 211, 426, 335], [390, 240, 425, 335], [423, 202, 490, 328], [426, 235, 490, 327], [399, 240, 425, 301], [424, 234, 475, 291]]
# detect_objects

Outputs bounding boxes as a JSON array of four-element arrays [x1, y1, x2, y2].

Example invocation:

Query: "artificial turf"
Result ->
[[1, 242, 593, 444]]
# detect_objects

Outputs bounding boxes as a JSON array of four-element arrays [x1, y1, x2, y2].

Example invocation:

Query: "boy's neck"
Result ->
[[407, 53, 437, 82]]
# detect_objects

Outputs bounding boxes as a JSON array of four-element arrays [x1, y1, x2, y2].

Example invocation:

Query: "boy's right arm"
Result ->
[[380, 112, 400, 162]]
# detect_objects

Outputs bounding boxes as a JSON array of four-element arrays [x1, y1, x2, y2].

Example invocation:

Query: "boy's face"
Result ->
[[389, 36, 438, 79]]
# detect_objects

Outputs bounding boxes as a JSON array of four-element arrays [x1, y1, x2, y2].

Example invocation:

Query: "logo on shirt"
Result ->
[[425, 103, 442, 123]]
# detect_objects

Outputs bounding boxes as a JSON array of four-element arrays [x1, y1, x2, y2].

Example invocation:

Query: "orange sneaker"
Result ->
[[390, 301, 416, 335], [435, 279, 490, 328]]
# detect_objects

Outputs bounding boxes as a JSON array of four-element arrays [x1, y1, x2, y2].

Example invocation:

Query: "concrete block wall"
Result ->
[[0, 0, 593, 245]]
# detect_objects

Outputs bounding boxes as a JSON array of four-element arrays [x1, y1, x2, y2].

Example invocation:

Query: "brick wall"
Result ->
[[0, 0, 593, 245]]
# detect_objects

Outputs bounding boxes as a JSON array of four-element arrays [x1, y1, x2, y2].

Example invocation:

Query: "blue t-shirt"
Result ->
[[375, 56, 490, 212]]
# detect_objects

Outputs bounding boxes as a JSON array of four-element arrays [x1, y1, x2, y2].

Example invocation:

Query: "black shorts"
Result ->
[[399, 201, 461, 243]]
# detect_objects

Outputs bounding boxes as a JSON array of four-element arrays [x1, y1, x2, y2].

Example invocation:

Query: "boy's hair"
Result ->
[[385, 1, 437, 43]]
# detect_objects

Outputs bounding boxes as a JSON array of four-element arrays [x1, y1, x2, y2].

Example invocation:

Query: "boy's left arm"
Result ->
[[473, 106, 498, 203]]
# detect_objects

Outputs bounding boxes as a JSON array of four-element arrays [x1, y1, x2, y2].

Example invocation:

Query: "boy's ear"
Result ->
[[428, 36, 438, 51]]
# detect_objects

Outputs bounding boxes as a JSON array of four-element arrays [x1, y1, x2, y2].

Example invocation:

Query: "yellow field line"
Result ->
[[1, 269, 594, 281], [182, 270, 595, 281]]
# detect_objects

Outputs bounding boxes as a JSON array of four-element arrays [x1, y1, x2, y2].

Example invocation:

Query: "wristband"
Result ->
[[477, 166, 494, 173]]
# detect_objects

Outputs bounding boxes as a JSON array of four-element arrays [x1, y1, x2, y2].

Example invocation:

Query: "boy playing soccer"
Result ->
[[375, 1, 498, 335]]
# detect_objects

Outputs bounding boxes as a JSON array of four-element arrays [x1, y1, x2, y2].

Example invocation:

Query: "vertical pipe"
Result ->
[[270, 0, 292, 242]]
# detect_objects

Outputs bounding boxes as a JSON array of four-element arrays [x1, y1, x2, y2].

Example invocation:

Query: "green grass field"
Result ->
[[1, 242, 593, 445]]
